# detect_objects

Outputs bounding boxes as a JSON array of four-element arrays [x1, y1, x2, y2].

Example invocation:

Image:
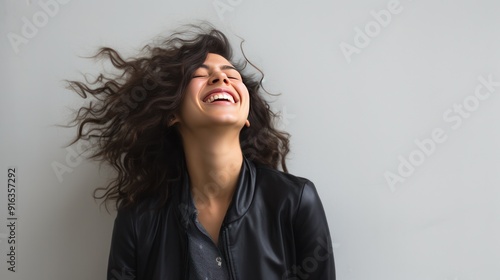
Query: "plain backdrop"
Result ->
[[1, 0, 499, 279]]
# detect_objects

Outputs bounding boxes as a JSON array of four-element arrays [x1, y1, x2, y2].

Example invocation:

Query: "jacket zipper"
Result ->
[[177, 204, 190, 279], [184, 235, 190, 279], [222, 226, 235, 280]]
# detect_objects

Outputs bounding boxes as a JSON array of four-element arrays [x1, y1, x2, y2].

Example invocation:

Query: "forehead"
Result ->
[[203, 53, 233, 66]]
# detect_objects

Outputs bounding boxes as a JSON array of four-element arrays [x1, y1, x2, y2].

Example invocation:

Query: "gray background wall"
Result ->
[[1, 0, 499, 279]]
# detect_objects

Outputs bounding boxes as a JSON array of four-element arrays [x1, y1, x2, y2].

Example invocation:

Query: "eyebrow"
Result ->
[[199, 64, 238, 71]]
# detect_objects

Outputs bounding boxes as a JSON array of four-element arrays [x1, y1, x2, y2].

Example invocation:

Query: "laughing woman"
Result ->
[[67, 24, 335, 280]]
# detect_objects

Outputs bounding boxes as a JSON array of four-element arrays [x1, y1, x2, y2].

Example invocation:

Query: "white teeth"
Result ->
[[206, 92, 235, 103]]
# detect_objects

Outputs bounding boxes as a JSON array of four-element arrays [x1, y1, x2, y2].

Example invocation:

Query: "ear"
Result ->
[[245, 120, 250, 127], [167, 115, 180, 127]]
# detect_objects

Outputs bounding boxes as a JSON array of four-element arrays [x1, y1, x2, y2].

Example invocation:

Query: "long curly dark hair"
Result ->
[[66, 24, 290, 209]]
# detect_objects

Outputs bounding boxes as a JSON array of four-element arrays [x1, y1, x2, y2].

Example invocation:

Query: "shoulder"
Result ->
[[114, 195, 171, 227], [253, 164, 320, 207], [254, 164, 315, 192]]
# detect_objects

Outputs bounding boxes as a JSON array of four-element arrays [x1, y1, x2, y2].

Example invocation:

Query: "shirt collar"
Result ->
[[178, 156, 256, 228]]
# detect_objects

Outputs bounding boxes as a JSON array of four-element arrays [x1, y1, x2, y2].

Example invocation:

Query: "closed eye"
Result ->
[[226, 70, 241, 80]]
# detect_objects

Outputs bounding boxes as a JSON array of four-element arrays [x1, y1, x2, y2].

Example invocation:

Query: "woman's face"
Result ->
[[175, 53, 250, 131]]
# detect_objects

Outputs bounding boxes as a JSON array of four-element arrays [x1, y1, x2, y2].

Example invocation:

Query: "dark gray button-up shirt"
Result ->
[[187, 191, 230, 280]]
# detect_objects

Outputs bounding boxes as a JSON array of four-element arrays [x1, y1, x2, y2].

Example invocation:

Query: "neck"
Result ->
[[180, 127, 243, 208]]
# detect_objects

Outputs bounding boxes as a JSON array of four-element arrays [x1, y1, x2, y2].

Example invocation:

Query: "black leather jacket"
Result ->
[[107, 158, 335, 279]]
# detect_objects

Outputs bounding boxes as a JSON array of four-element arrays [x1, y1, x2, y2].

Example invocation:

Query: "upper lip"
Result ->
[[202, 88, 239, 103]]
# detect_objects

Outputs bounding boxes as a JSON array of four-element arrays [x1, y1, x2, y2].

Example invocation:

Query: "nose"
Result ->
[[209, 71, 230, 85]]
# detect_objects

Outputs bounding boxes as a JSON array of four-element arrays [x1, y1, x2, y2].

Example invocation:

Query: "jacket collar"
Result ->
[[178, 156, 256, 228]]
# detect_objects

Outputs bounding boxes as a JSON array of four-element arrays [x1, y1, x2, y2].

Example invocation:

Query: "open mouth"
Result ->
[[204, 92, 235, 103], [202, 88, 238, 104]]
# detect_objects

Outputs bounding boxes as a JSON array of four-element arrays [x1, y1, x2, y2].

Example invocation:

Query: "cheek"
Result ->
[[237, 84, 250, 102], [184, 80, 200, 97], [241, 87, 250, 111], [182, 81, 205, 104], [178, 83, 201, 115]]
